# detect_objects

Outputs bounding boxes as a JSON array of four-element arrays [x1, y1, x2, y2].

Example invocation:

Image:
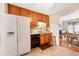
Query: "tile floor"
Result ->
[[26, 45, 79, 56]]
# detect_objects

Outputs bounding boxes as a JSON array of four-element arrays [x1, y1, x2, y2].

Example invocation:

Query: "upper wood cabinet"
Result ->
[[30, 11, 38, 18], [37, 13, 42, 21], [42, 14, 47, 22], [20, 8, 29, 16], [29, 11, 38, 27], [41, 14, 49, 27], [46, 16, 49, 27], [29, 11, 33, 17], [7, 4, 20, 15], [7, 4, 49, 27]]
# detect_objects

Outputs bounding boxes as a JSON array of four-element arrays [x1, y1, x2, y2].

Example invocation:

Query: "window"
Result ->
[[74, 24, 79, 33], [68, 25, 74, 33], [68, 22, 79, 33]]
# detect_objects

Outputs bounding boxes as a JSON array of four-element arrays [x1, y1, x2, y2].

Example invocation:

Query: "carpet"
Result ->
[[40, 43, 52, 50]]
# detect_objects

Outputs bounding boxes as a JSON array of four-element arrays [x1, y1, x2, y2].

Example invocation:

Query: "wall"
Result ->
[[49, 15, 60, 45], [0, 4, 7, 14], [0, 3, 7, 55], [49, 8, 79, 45], [61, 21, 68, 32]]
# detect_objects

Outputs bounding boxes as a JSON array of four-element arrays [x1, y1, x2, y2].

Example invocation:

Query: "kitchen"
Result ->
[[0, 3, 79, 56], [0, 3, 54, 56]]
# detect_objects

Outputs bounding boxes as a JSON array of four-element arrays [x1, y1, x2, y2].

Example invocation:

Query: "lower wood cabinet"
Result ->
[[40, 33, 45, 45], [45, 33, 50, 43], [40, 33, 52, 45]]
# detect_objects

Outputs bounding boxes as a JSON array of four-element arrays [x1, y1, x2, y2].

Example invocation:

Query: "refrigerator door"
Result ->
[[1, 14, 18, 56], [18, 16, 30, 55]]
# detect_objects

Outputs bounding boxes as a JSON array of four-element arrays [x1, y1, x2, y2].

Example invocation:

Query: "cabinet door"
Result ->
[[33, 12, 38, 27], [30, 11, 37, 27], [40, 34, 45, 45], [42, 14, 47, 22], [45, 33, 52, 44], [45, 33, 50, 43], [31, 19, 37, 27], [20, 8, 29, 16], [46, 16, 49, 27], [42, 14, 49, 27], [7, 4, 20, 15], [37, 13, 42, 21], [32, 11, 38, 21]]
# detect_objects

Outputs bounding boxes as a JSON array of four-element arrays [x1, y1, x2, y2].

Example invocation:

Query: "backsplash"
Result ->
[[31, 26, 50, 34], [31, 22, 50, 34]]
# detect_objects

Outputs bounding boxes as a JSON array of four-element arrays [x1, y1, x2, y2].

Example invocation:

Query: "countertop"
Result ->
[[31, 32, 51, 35]]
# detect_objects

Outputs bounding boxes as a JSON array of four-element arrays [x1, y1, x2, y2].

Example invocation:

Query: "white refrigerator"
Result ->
[[0, 14, 31, 56], [0, 14, 18, 56], [17, 16, 31, 55]]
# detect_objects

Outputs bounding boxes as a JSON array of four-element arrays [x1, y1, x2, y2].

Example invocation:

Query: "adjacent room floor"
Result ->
[[25, 45, 79, 56]]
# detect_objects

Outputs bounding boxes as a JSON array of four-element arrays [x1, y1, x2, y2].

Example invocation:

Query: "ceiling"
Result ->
[[50, 3, 76, 15], [11, 3, 53, 15], [11, 3, 79, 15]]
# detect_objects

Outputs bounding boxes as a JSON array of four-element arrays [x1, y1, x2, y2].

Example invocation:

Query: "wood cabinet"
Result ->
[[7, 4, 20, 15], [45, 33, 50, 43], [37, 13, 42, 21], [40, 33, 45, 45], [7, 4, 49, 27], [41, 14, 49, 27], [40, 33, 52, 45], [42, 14, 47, 22], [33, 12, 38, 27], [20, 8, 29, 16], [46, 16, 49, 27], [30, 11, 38, 27]]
